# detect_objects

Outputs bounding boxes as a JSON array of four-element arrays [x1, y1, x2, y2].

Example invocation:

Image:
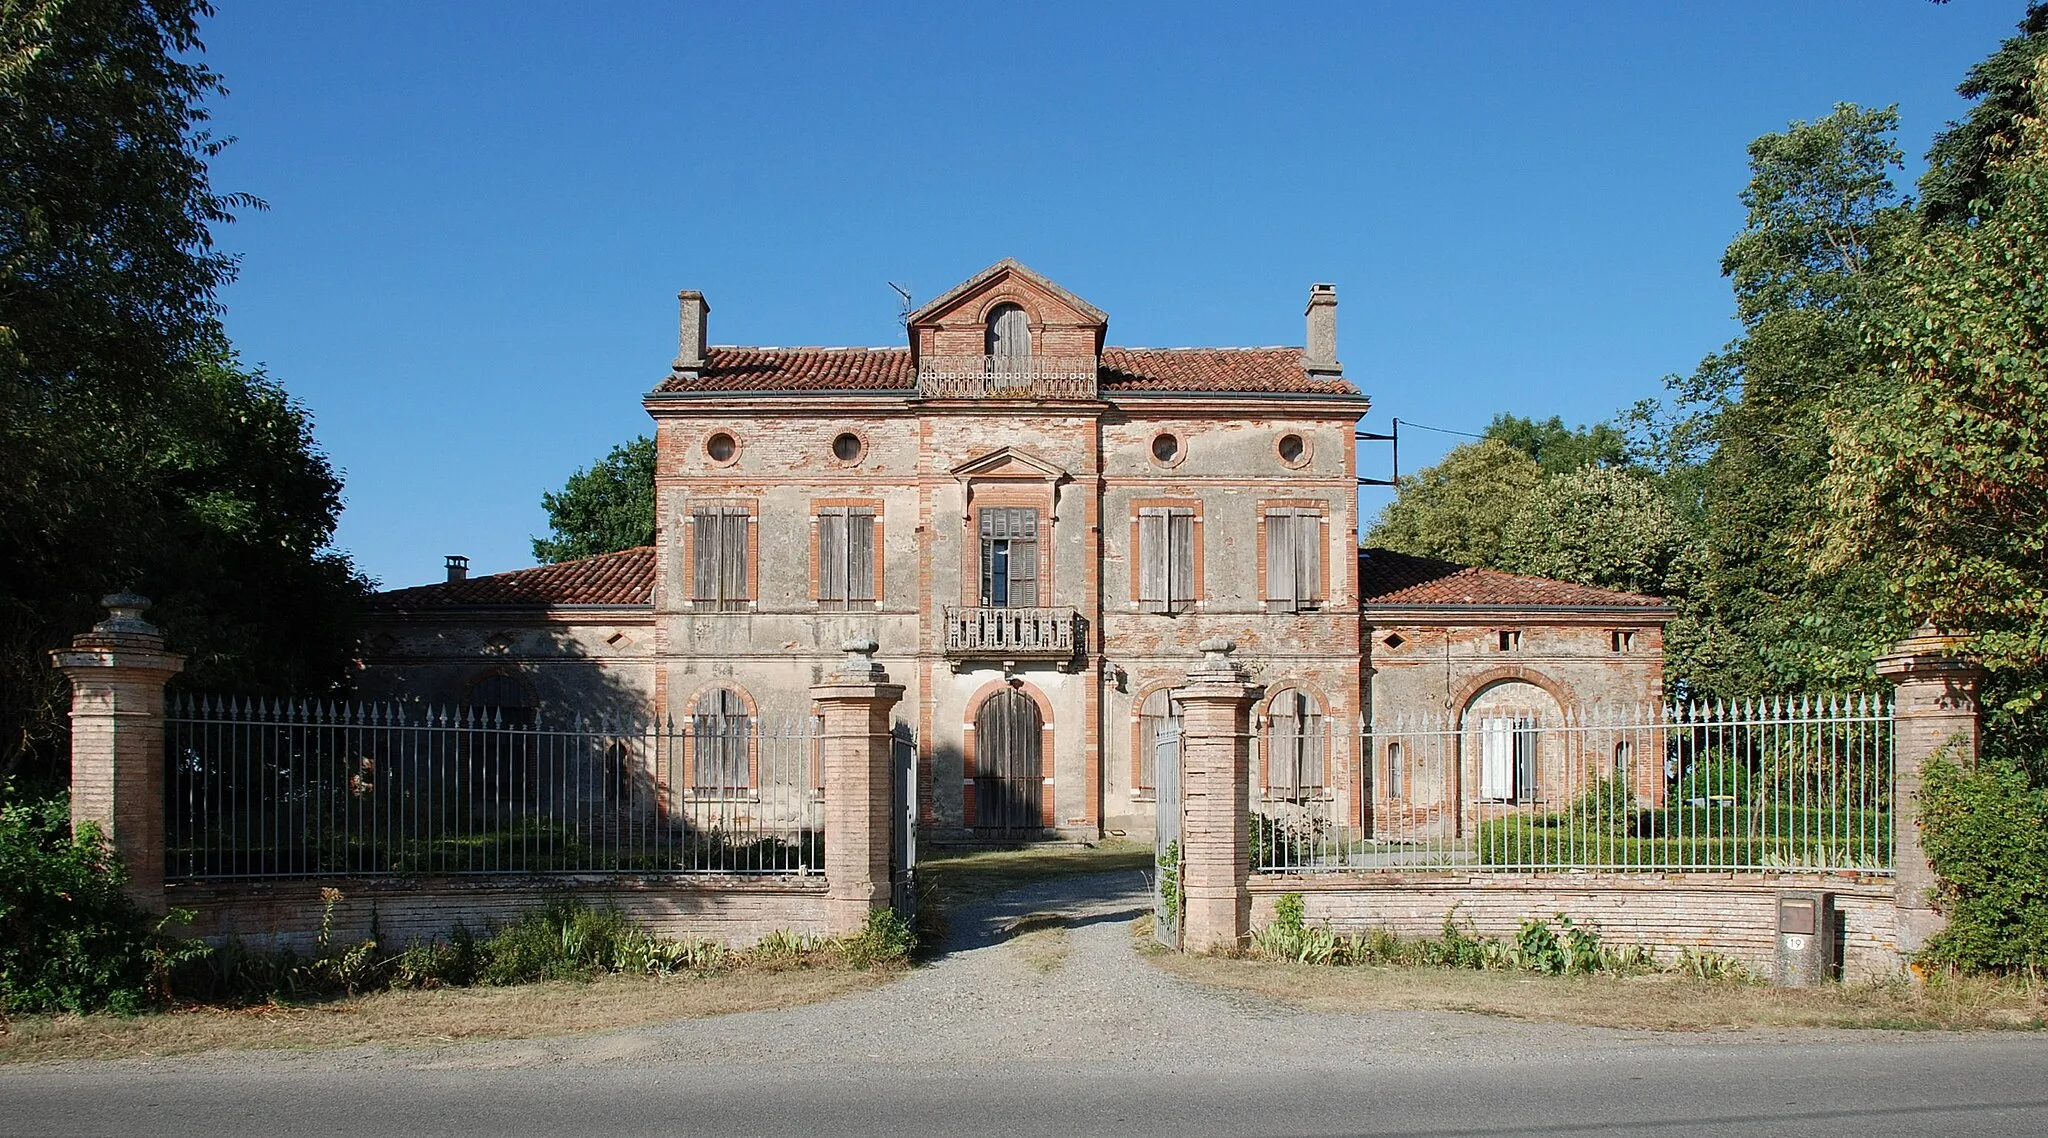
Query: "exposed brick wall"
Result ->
[[1249, 872, 1900, 981], [166, 876, 833, 951]]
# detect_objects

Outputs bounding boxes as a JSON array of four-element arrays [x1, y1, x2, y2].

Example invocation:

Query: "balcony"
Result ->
[[942, 605, 1083, 665], [916, 355, 1099, 400]]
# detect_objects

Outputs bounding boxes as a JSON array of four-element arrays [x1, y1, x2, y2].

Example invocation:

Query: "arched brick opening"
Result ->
[[963, 679, 1055, 829]]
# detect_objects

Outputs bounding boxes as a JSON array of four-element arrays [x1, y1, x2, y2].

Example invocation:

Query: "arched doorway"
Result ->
[[1462, 679, 1562, 805], [974, 687, 1042, 831]]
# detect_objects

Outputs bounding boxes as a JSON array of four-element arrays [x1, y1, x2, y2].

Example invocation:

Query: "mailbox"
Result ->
[[1773, 890, 1836, 987]]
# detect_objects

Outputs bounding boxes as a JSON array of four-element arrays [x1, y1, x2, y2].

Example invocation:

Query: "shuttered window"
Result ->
[[1135, 689, 1183, 793], [985, 303, 1031, 364], [979, 507, 1039, 608], [1264, 509, 1323, 612], [691, 506, 751, 610], [1137, 508, 1196, 614], [817, 506, 877, 608], [691, 688, 751, 791], [1265, 689, 1325, 797]]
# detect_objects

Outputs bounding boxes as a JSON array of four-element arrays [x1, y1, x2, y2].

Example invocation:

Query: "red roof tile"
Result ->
[[651, 346, 1358, 397], [1359, 548, 1666, 609], [374, 547, 655, 609]]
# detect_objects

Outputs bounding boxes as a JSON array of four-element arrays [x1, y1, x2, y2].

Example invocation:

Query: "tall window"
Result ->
[[817, 506, 877, 608], [691, 506, 751, 611], [691, 688, 751, 791], [1135, 689, 1183, 794], [1265, 689, 1325, 797], [1478, 716, 1538, 803], [1264, 508, 1323, 612], [979, 507, 1039, 607], [1385, 741, 1405, 801], [985, 302, 1030, 367], [1137, 507, 1195, 614]]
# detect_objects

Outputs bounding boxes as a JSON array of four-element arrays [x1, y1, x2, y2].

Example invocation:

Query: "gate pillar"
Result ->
[[50, 591, 186, 913], [812, 638, 905, 935], [1177, 638, 1262, 953], [1875, 623, 1985, 960]]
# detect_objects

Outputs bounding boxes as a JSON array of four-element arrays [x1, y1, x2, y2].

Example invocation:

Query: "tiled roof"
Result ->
[[374, 547, 655, 609], [1359, 548, 1667, 609], [651, 346, 1358, 396]]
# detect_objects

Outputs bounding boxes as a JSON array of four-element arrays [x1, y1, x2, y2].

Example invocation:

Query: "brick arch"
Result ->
[[972, 292, 1037, 325], [462, 667, 536, 710], [1259, 680, 1337, 795], [1451, 666, 1577, 722], [961, 678, 1056, 829], [678, 680, 759, 793], [680, 679, 759, 719], [1128, 679, 1183, 797]]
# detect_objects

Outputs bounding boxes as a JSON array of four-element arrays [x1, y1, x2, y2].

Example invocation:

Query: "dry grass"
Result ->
[[1007, 913, 1073, 973], [919, 839, 1152, 910], [1140, 930, 2048, 1032], [0, 962, 896, 1065]]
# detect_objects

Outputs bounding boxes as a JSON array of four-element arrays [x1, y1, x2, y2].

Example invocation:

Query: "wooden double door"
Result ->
[[974, 688, 1043, 831]]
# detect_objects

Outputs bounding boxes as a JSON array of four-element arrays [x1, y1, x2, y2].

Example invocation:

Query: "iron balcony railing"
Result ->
[[942, 605, 1082, 661], [915, 355, 1099, 399]]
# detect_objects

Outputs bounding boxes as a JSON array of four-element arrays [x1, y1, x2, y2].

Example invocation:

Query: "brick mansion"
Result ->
[[361, 259, 1671, 839]]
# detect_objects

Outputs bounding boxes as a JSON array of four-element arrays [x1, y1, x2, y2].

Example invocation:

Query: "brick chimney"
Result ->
[[1304, 283, 1338, 377], [445, 555, 469, 583], [673, 290, 710, 374]]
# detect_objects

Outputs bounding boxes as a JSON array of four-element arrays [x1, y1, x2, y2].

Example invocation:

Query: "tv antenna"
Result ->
[[888, 281, 914, 327]]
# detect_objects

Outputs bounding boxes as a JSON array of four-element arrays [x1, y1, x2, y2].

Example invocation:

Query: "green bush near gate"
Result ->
[[0, 790, 172, 1015], [1917, 754, 2048, 976]]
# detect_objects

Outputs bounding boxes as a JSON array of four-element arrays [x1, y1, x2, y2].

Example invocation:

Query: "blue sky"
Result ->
[[197, 1, 2025, 588]]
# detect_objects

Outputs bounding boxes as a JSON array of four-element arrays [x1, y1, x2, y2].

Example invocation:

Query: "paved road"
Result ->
[[4, 870, 2045, 1137]]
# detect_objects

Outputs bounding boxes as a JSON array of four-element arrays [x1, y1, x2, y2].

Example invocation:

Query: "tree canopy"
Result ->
[[1483, 414, 1628, 476], [1920, 2, 2048, 224], [1, 2, 366, 782], [1365, 439, 1543, 569], [532, 436, 657, 564]]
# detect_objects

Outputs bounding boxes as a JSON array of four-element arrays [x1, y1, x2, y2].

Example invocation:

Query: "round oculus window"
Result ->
[[705, 431, 738, 463], [1150, 432, 1181, 463], [832, 432, 864, 462], [1277, 433, 1307, 465]]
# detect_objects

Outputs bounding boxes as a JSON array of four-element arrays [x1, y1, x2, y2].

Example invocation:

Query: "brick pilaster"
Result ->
[[1177, 638, 1262, 953], [811, 638, 905, 935], [1875, 623, 1985, 960], [50, 591, 186, 913]]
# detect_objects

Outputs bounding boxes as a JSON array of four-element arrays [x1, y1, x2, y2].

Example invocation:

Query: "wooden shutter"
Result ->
[[1268, 696, 1300, 794], [1009, 508, 1039, 608], [1266, 513, 1298, 608], [1138, 509, 1169, 612], [692, 510, 720, 603], [979, 510, 997, 606], [818, 511, 846, 601], [1294, 512, 1321, 606], [719, 510, 749, 608], [1300, 693, 1325, 789], [1168, 510, 1195, 609], [847, 509, 876, 603]]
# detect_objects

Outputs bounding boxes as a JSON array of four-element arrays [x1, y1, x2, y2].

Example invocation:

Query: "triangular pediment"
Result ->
[[908, 259, 1108, 327], [950, 445, 1069, 482]]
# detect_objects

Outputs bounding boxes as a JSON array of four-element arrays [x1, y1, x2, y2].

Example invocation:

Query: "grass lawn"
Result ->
[[0, 958, 894, 1064], [1140, 928, 2048, 1032], [916, 839, 1153, 910]]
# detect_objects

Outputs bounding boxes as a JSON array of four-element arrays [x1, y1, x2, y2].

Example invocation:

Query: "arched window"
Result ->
[[1614, 740, 1632, 778], [1386, 741, 1405, 801], [1135, 689, 1183, 793], [1265, 689, 1325, 798], [985, 303, 1031, 368], [691, 688, 752, 792]]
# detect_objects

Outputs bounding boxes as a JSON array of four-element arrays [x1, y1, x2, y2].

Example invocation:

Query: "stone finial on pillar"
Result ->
[[1177, 638, 1263, 953], [50, 591, 187, 913], [811, 638, 905, 935], [1874, 622, 1986, 960]]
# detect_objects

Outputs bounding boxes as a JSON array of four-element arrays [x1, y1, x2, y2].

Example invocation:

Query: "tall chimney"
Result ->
[[445, 555, 469, 583], [673, 290, 710, 374], [1304, 283, 1338, 375]]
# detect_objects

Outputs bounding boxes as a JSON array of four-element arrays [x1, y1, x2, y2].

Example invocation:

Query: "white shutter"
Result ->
[[1480, 717, 1515, 800]]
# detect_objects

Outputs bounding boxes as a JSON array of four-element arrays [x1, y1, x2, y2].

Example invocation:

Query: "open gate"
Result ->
[[890, 724, 918, 922], [1152, 720, 1182, 949]]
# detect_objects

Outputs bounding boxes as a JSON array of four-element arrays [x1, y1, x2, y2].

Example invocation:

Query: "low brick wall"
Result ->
[[1249, 871, 1900, 981], [166, 875, 833, 951]]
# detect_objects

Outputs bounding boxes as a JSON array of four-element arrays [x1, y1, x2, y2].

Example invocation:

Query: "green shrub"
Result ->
[[480, 897, 632, 984], [0, 791, 157, 1014], [837, 907, 916, 969], [1674, 758, 1753, 807], [1918, 754, 2048, 975]]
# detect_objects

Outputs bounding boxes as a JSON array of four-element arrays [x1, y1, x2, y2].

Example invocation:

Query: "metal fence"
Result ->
[[1253, 696, 1895, 875], [165, 696, 825, 879]]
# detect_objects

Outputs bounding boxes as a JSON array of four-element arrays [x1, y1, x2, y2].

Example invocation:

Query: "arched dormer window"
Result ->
[[986, 303, 1031, 369]]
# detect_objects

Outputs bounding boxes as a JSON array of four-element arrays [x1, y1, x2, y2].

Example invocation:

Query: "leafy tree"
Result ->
[[532, 436, 657, 563], [1920, 2, 2048, 225], [1364, 439, 1543, 568], [1496, 466, 1689, 598], [1483, 413, 1628, 475], [1646, 105, 1911, 696], [1818, 58, 2048, 713], [0, 2, 367, 782]]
